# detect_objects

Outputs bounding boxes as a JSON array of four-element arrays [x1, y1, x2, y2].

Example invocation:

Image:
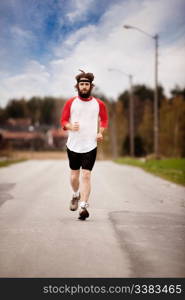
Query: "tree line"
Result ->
[[0, 85, 185, 157], [0, 96, 65, 127], [115, 85, 185, 157]]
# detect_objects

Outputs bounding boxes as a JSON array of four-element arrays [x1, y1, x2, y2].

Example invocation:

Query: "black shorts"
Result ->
[[67, 147, 97, 171]]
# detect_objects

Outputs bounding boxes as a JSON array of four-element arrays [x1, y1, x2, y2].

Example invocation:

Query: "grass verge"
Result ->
[[115, 157, 185, 186], [0, 159, 27, 168]]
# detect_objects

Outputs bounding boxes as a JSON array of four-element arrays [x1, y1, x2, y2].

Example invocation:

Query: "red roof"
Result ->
[[6, 118, 32, 126], [48, 128, 68, 138], [0, 131, 44, 140]]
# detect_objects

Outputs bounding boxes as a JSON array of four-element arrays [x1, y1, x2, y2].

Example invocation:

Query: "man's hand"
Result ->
[[72, 122, 80, 131], [97, 132, 103, 142], [66, 122, 80, 131]]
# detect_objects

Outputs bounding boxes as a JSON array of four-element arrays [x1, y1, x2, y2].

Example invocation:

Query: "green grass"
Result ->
[[0, 159, 27, 168], [115, 157, 185, 186]]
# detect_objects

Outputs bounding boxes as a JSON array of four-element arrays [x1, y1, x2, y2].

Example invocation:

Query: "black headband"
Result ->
[[78, 79, 91, 83]]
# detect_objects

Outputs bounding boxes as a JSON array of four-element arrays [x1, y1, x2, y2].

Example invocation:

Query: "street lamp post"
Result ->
[[154, 33, 159, 158], [123, 25, 159, 158], [129, 74, 134, 157], [108, 68, 135, 157]]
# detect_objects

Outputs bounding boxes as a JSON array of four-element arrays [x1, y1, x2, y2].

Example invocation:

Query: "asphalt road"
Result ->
[[0, 159, 185, 278]]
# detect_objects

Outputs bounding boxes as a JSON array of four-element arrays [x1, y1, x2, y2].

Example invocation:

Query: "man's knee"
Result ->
[[71, 170, 80, 181], [81, 169, 91, 180]]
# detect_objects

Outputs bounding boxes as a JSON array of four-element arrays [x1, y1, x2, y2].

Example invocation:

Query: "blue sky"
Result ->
[[0, 0, 185, 106], [0, 0, 119, 66]]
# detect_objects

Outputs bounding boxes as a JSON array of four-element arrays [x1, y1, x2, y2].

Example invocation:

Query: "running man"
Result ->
[[61, 70, 108, 220]]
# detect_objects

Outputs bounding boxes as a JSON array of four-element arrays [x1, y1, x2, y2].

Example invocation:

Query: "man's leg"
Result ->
[[78, 147, 96, 220], [80, 148, 96, 204], [70, 169, 80, 193], [69, 169, 80, 211], [78, 169, 91, 220], [80, 169, 91, 204], [66, 147, 81, 211]]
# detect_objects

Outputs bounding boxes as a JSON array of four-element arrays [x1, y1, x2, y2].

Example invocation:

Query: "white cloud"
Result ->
[[64, 25, 96, 48], [159, 40, 185, 90], [0, 0, 184, 107], [10, 26, 34, 40], [54, 25, 96, 57], [66, 0, 93, 23], [0, 61, 51, 106], [50, 0, 185, 99], [8, 25, 36, 53]]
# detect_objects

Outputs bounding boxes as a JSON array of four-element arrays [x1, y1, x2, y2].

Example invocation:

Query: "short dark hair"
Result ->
[[75, 70, 94, 82], [75, 70, 95, 89]]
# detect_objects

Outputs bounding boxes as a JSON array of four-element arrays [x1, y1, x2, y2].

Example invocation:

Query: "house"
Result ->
[[0, 118, 68, 150], [46, 128, 68, 149], [6, 118, 32, 128], [0, 130, 46, 150]]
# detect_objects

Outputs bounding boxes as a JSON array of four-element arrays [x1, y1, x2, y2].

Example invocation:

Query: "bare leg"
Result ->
[[80, 169, 91, 203], [70, 169, 80, 192]]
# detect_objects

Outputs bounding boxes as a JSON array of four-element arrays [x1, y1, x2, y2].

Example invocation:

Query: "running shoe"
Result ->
[[70, 193, 80, 211], [78, 202, 89, 220], [78, 208, 89, 220]]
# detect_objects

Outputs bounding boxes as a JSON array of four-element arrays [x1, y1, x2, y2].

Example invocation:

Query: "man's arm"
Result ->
[[99, 127, 105, 134], [60, 97, 76, 130], [97, 99, 108, 141], [97, 127, 105, 142]]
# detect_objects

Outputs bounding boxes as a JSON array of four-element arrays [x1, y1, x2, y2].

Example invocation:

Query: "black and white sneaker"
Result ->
[[78, 202, 89, 220]]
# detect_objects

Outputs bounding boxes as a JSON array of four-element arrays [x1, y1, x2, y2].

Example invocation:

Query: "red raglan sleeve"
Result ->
[[60, 98, 74, 130], [98, 99, 108, 128]]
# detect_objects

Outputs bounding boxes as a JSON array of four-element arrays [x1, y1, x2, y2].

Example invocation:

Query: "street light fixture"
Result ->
[[123, 24, 159, 158], [108, 68, 135, 157]]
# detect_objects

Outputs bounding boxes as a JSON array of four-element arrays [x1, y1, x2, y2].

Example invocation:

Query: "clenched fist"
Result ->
[[71, 122, 80, 131], [97, 132, 103, 142]]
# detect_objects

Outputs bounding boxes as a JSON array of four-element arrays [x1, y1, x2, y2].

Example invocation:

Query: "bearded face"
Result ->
[[77, 81, 93, 98]]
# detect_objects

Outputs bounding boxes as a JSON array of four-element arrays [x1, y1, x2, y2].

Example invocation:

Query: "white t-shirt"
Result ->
[[61, 96, 108, 153]]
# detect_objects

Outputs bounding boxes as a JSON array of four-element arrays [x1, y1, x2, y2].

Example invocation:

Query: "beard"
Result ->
[[77, 86, 92, 98]]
